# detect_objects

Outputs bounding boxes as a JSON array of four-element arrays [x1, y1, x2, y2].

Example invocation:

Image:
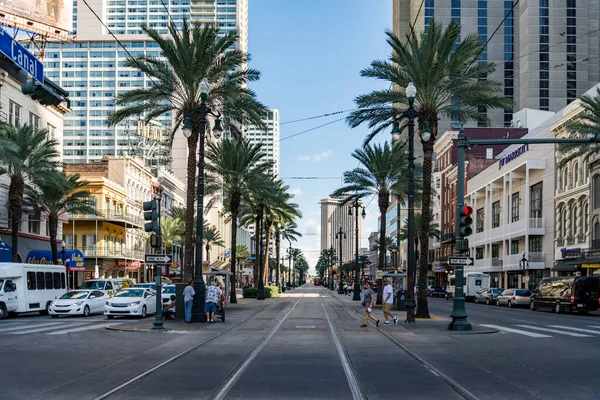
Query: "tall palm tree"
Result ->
[[399, 213, 441, 267], [107, 20, 267, 281], [0, 123, 60, 261], [557, 88, 600, 166], [370, 236, 397, 270], [331, 142, 409, 281], [205, 138, 272, 303], [348, 21, 511, 318], [25, 172, 96, 265], [161, 216, 184, 250], [290, 248, 303, 287], [277, 222, 301, 289], [203, 225, 225, 265]]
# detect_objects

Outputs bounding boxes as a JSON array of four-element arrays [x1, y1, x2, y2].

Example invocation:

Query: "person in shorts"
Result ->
[[361, 281, 379, 328], [382, 279, 398, 326], [205, 283, 222, 323]]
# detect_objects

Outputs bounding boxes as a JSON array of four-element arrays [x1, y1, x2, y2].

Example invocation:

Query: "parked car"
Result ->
[[134, 283, 157, 292], [162, 285, 176, 304], [530, 276, 599, 314], [496, 289, 532, 308], [79, 279, 123, 296], [104, 288, 157, 318], [49, 290, 108, 317], [475, 288, 505, 305], [426, 285, 447, 297]]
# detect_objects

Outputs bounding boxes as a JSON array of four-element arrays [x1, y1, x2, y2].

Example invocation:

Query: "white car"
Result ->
[[49, 290, 108, 317], [104, 288, 157, 319], [162, 285, 176, 305]]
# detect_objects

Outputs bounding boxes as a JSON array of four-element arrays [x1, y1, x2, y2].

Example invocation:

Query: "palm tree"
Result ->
[[107, 20, 267, 282], [348, 21, 511, 318], [0, 123, 60, 261], [331, 142, 409, 282], [203, 225, 225, 265], [399, 213, 440, 266], [161, 216, 184, 250], [25, 172, 96, 265], [370, 237, 397, 270], [557, 88, 600, 166], [290, 248, 303, 287], [205, 138, 272, 303], [277, 222, 301, 289]]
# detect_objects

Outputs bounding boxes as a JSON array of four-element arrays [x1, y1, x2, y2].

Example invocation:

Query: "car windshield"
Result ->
[[491, 288, 503, 293], [0, 279, 3, 291], [163, 286, 175, 293], [79, 281, 104, 290], [59, 291, 89, 299], [114, 289, 144, 298], [515, 289, 531, 296]]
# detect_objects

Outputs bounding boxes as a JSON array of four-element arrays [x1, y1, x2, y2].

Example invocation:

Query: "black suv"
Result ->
[[530, 276, 599, 314]]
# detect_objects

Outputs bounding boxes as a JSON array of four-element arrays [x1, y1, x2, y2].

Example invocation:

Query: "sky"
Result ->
[[248, 1, 393, 272]]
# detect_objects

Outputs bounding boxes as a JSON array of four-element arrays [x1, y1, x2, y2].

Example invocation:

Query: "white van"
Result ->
[[79, 279, 120, 296], [0, 263, 67, 318], [446, 272, 491, 301]]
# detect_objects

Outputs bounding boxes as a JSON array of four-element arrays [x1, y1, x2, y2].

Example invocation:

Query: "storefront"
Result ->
[[116, 260, 142, 282], [26, 249, 86, 289], [553, 247, 585, 277]]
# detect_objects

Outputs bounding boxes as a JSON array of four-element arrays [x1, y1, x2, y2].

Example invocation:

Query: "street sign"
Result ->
[[0, 28, 44, 83], [448, 257, 474, 267], [144, 254, 172, 264]]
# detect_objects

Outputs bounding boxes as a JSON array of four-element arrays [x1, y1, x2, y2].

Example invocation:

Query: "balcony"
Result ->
[[70, 208, 144, 228], [504, 252, 546, 271], [81, 247, 145, 260]]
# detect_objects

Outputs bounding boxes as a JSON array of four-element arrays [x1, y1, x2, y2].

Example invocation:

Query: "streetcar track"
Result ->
[[324, 287, 480, 400], [93, 299, 288, 400]]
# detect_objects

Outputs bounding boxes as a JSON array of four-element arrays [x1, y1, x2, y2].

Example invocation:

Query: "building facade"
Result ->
[[393, 0, 600, 129], [320, 197, 362, 265], [246, 108, 280, 177]]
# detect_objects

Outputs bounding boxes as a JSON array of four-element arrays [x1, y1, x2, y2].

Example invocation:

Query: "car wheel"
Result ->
[[508, 301, 513, 308], [83, 305, 90, 317], [39, 302, 51, 316], [555, 302, 561, 314], [0, 303, 6, 319], [141, 306, 147, 318], [530, 301, 536, 311], [486, 298, 491, 305]]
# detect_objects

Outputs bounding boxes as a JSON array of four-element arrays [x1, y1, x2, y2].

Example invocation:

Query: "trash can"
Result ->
[[396, 289, 407, 311]]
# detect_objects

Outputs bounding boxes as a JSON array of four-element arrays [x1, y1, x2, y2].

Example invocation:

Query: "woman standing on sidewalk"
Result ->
[[361, 281, 379, 328]]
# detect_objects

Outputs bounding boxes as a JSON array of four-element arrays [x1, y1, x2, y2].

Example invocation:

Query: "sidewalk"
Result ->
[[323, 286, 497, 335], [106, 289, 282, 333]]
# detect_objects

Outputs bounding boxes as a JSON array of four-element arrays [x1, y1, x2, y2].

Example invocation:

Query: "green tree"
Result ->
[[0, 123, 60, 261], [370, 236, 397, 270], [161, 216, 184, 250], [277, 222, 301, 288], [205, 138, 272, 303], [399, 213, 440, 266], [203, 225, 225, 265], [348, 21, 511, 318], [25, 172, 96, 265], [107, 20, 266, 281]]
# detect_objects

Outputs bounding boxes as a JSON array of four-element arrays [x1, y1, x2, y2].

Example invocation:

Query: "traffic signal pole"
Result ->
[[449, 126, 600, 331]]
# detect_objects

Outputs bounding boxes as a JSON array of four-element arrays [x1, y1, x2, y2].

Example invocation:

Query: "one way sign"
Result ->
[[448, 257, 474, 267], [145, 254, 172, 264]]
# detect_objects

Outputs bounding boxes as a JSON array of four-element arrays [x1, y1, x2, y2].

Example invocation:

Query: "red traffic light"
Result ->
[[461, 206, 473, 216]]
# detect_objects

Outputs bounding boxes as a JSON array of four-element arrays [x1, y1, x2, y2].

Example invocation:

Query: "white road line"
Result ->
[[515, 325, 592, 337], [480, 324, 551, 338], [47, 323, 122, 335], [0, 321, 66, 333], [546, 325, 600, 335], [587, 325, 600, 329], [8, 323, 91, 335]]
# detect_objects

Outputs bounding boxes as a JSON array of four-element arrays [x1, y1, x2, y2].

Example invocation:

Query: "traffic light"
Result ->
[[458, 205, 473, 237], [143, 200, 159, 233], [21, 80, 65, 107]]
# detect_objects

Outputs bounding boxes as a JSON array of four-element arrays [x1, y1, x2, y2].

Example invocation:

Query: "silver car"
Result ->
[[475, 288, 505, 305], [496, 289, 532, 308]]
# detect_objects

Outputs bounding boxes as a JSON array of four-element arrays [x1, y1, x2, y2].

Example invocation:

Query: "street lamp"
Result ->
[[329, 245, 335, 290], [182, 78, 223, 322], [390, 81, 430, 323], [287, 241, 292, 289], [281, 256, 285, 290], [336, 224, 346, 294], [348, 198, 366, 301], [60, 244, 67, 288], [520, 252, 529, 289]]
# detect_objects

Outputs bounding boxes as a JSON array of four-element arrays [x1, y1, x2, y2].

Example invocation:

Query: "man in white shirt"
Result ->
[[382, 279, 398, 326], [183, 280, 195, 323]]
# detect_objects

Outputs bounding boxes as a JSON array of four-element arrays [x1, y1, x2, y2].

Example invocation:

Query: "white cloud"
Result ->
[[297, 150, 333, 162], [304, 218, 320, 235], [297, 155, 311, 162], [290, 188, 304, 197]]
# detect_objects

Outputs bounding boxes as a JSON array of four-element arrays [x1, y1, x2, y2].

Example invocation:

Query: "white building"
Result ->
[[246, 109, 281, 177], [320, 197, 362, 265]]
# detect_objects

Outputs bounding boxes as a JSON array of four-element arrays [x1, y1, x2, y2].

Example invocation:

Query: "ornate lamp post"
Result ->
[[287, 242, 292, 289], [348, 198, 366, 301], [336, 224, 346, 294], [329, 245, 335, 290], [520, 252, 529, 289], [182, 78, 223, 322]]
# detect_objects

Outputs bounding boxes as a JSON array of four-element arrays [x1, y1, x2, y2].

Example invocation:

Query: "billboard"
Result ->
[[0, 0, 72, 33]]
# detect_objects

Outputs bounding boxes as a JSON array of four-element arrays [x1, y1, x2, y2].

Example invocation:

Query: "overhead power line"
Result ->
[[280, 116, 346, 142], [281, 109, 355, 125]]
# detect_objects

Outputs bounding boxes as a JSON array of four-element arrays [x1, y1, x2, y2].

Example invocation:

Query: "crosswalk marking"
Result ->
[[8, 322, 91, 335], [546, 325, 600, 335], [47, 323, 120, 335], [515, 325, 592, 337], [0, 321, 66, 333], [481, 324, 551, 338]]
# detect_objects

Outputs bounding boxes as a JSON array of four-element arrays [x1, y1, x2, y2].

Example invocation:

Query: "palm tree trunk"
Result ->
[[49, 215, 59, 265], [229, 196, 240, 304], [416, 134, 434, 318], [254, 212, 261, 288], [275, 228, 281, 290], [184, 129, 199, 282], [9, 176, 24, 262], [262, 220, 272, 285], [378, 192, 390, 272]]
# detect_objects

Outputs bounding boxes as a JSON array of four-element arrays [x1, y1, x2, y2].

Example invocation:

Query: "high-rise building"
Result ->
[[320, 197, 362, 265], [37, 0, 249, 163], [246, 109, 281, 177], [392, 0, 600, 128]]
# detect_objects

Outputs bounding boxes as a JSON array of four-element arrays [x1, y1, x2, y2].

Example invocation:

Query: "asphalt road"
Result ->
[[1, 287, 599, 400]]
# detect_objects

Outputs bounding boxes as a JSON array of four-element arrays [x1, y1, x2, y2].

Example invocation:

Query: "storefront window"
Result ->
[[507, 271, 519, 288]]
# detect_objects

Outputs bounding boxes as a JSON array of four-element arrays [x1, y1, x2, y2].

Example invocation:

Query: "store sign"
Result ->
[[116, 260, 141, 270], [560, 247, 582, 260], [582, 264, 600, 269], [498, 144, 529, 169]]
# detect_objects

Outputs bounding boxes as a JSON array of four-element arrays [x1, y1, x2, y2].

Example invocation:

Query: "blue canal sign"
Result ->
[[0, 28, 44, 84]]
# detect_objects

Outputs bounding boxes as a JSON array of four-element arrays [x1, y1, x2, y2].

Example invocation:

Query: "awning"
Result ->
[[211, 260, 225, 269], [552, 262, 579, 272], [25, 249, 86, 271]]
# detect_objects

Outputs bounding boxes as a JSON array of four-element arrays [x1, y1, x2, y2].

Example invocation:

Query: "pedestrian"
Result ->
[[183, 280, 195, 323], [162, 295, 176, 320], [205, 281, 222, 323], [382, 279, 398, 326], [360, 281, 379, 328]]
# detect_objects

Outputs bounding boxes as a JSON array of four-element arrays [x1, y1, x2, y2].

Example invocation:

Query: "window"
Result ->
[[530, 183, 543, 218], [45, 272, 53, 289], [28, 214, 40, 235], [4, 280, 14, 292], [36, 272, 45, 289], [9, 101, 21, 127], [53, 272, 61, 289], [492, 244, 500, 258], [529, 236, 542, 252], [476, 247, 484, 259], [492, 201, 500, 228], [511, 240, 519, 255], [511, 193, 520, 222], [61, 272, 66, 289], [29, 112, 40, 129], [27, 271, 36, 290], [47, 124, 57, 139]]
